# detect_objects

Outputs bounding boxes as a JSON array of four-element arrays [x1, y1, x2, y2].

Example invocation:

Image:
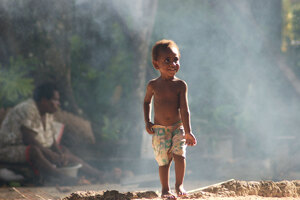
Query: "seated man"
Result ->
[[0, 82, 103, 184]]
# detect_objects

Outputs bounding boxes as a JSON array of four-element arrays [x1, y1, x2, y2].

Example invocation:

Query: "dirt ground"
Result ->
[[1, 179, 300, 200]]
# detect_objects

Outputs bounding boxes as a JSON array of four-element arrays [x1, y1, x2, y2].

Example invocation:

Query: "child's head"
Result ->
[[152, 39, 180, 62], [152, 39, 181, 77]]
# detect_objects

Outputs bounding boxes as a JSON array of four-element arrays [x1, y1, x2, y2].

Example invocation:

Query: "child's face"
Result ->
[[153, 47, 180, 78]]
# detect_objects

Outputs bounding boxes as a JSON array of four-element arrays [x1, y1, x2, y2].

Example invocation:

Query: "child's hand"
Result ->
[[146, 122, 155, 134], [185, 132, 197, 146]]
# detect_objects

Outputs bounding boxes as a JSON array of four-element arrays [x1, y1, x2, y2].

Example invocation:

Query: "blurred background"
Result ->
[[1, 0, 300, 188]]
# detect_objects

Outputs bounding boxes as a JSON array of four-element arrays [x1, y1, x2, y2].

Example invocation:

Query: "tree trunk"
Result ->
[[109, 0, 158, 157], [237, 0, 300, 97], [32, 0, 81, 115]]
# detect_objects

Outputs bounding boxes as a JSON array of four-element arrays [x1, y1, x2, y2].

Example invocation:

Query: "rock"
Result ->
[[136, 191, 158, 198], [63, 190, 158, 200], [54, 110, 95, 145], [199, 180, 300, 198]]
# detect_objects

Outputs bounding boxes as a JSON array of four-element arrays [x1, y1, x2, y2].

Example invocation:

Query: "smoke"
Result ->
[[1, 0, 300, 188], [150, 0, 300, 182]]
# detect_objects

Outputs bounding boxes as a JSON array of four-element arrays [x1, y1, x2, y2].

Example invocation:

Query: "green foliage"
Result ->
[[70, 35, 84, 55], [293, 9, 300, 39], [100, 115, 121, 141], [283, 2, 300, 77], [0, 57, 34, 108], [69, 23, 135, 141]]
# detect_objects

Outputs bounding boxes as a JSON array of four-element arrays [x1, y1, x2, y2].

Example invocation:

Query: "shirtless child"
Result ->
[[144, 39, 197, 198]]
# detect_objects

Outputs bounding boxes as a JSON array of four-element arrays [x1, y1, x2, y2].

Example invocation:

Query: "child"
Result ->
[[144, 39, 197, 198]]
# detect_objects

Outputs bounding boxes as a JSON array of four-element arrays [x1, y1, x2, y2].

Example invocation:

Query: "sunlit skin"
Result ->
[[144, 44, 197, 197]]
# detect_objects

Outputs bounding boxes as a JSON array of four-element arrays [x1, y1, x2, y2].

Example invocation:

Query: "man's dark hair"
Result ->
[[33, 82, 58, 102]]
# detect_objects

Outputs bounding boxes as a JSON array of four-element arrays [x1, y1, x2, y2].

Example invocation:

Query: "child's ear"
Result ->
[[152, 60, 159, 70]]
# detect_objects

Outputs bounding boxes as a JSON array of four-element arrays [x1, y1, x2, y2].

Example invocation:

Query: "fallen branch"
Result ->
[[35, 194, 47, 200], [12, 187, 31, 200], [187, 179, 235, 194]]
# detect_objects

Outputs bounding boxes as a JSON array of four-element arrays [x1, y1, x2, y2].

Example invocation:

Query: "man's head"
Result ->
[[33, 82, 60, 114], [152, 39, 181, 78]]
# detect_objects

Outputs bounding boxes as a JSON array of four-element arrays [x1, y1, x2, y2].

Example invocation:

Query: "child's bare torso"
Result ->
[[151, 77, 183, 126]]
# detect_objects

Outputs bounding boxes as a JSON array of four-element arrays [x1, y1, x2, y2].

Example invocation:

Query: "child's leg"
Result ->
[[159, 160, 173, 196], [173, 154, 187, 196]]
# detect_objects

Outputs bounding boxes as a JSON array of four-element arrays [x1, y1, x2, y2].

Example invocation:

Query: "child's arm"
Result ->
[[179, 81, 197, 146], [144, 81, 155, 134]]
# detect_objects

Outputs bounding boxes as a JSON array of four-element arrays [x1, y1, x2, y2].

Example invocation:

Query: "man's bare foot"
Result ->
[[161, 191, 177, 199], [175, 185, 187, 197]]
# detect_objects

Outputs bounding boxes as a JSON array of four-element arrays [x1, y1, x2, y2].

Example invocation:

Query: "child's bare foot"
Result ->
[[175, 185, 187, 197], [161, 190, 177, 199]]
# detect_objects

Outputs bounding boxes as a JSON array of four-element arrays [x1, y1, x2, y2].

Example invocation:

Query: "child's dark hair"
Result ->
[[152, 39, 180, 61], [33, 82, 58, 102]]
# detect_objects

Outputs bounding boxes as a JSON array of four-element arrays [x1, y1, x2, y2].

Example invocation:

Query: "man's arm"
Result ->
[[179, 81, 197, 146], [20, 125, 67, 166], [144, 82, 155, 134], [20, 125, 43, 147], [51, 136, 64, 154]]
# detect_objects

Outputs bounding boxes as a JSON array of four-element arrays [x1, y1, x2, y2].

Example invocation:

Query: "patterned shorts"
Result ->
[[152, 121, 186, 166]]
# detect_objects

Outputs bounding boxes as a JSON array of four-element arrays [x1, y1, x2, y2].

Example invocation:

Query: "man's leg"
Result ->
[[173, 154, 187, 196], [29, 146, 77, 183], [60, 146, 107, 180], [65, 152, 102, 176]]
